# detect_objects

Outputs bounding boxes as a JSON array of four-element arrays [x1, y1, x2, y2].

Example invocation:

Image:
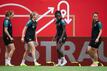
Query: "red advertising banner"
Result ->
[[0, 37, 107, 66]]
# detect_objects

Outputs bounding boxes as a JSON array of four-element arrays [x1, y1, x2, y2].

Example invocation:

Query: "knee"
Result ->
[[9, 44, 15, 51], [86, 50, 90, 54], [12, 47, 15, 51], [92, 48, 97, 52], [31, 47, 35, 52], [87, 46, 91, 54]]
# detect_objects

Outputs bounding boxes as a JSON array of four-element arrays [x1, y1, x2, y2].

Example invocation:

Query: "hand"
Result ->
[[95, 38, 99, 43], [52, 36, 57, 41], [21, 37, 24, 42], [34, 41, 39, 47], [10, 37, 14, 41], [58, 38, 62, 43]]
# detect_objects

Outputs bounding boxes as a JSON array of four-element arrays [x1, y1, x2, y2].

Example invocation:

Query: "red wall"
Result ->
[[0, 0, 107, 66], [0, 0, 107, 37]]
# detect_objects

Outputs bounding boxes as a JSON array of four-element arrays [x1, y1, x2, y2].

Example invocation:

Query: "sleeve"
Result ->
[[26, 20, 32, 27], [4, 20, 9, 27], [61, 20, 66, 25], [98, 22, 102, 29]]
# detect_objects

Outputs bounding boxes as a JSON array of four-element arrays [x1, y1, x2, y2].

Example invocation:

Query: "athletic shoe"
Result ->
[[20, 63, 27, 66], [6, 63, 14, 66], [60, 59, 67, 66], [34, 62, 41, 66], [91, 63, 98, 67]]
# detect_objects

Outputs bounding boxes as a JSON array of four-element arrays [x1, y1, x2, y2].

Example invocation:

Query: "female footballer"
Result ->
[[3, 11, 15, 66], [20, 12, 41, 66], [53, 11, 67, 66], [87, 12, 102, 66]]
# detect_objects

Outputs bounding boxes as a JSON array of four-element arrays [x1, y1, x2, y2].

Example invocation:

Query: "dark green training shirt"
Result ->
[[25, 19, 37, 40], [3, 18, 12, 38], [91, 21, 102, 39], [56, 19, 67, 38]]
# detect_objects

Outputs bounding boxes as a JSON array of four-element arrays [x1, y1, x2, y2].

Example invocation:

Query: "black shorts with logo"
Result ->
[[56, 36, 67, 44], [24, 37, 35, 43], [3, 37, 13, 46], [89, 38, 101, 48]]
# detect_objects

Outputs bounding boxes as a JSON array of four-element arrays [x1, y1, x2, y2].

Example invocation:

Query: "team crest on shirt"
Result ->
[[10, 24, 12, 27], [32, 25, 35, 28], [32, 24, 36, 28], [29, 39, 31, 41]]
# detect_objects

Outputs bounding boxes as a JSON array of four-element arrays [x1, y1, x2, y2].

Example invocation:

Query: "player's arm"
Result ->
[[95, 22, 102, 42], [35, 33, 38, 42], [52, 32, 58, 41], [52, 25, 58, 41], [21, 26, 27, 42], [35, 33, 39, 46], [60, 24, 66, 40], [60, 20, 66, 40], [4, 20, 13, 40]]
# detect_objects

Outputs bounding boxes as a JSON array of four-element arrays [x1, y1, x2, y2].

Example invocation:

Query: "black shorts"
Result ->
[[56, 36, 67, 44], [24, 37, 34, 43], [3, 37, 13, 46], [89, 38, 101, 48]]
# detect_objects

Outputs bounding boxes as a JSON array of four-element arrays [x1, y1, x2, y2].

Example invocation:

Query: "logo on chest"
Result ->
[[32, 23, 36, 29], [10, 24, 12, 27]]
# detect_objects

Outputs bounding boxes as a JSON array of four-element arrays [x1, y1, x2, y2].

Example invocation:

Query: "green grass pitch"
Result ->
[[0, 66, 107, 71]]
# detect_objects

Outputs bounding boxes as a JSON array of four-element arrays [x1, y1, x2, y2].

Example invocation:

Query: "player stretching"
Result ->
[[3, 11, 15, 66], [53, 11, 67, 66], [20, 12, 41, 66], [87, 12, 102, 66]]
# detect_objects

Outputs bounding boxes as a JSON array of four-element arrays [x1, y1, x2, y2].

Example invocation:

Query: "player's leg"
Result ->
[[57, 43, 64, 58], [58, 43, 67, 66], [56, 42, 67, 66], [28, 41, 41, 66], [56, 43, 63, 66], [94, 49, 98, 62], [87, 46, 99, 66], [55, 38, 62, 66], [4, 39, 9, 65], [7, 43, 15, 66], [87, 46, 94, 58], [91, 48, 99, 66], [5, 46, 9, 65], [92, 41, 101, 64], [20, 43, 29, 66], [60, 37, 67, 66]]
